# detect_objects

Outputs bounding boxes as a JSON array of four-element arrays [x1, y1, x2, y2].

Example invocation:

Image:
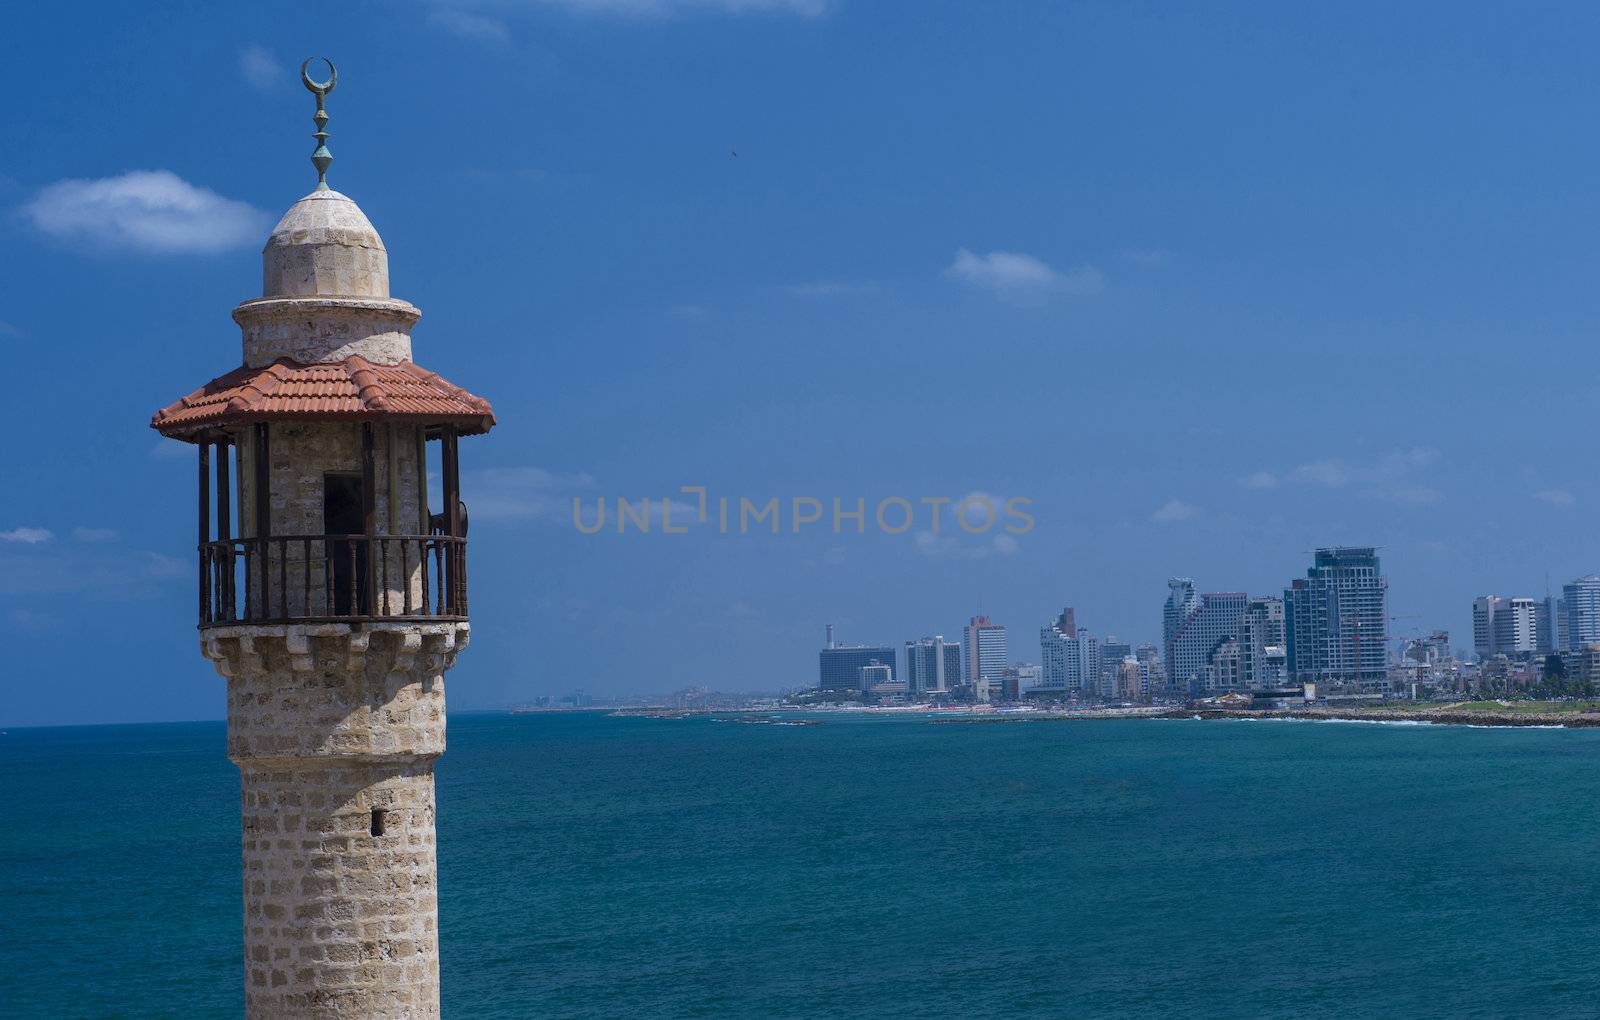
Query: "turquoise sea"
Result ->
[[4, 712, 1600, 1018]]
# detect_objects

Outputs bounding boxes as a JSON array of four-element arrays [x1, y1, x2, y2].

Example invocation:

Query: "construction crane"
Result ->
[[1347, 613, 1420, 692]]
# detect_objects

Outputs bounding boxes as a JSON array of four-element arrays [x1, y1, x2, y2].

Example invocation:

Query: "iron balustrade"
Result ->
[[198, 534, 467, 627]]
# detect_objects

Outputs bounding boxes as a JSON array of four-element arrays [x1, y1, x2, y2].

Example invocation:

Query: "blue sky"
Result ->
[[4, 1, 1600, 725]]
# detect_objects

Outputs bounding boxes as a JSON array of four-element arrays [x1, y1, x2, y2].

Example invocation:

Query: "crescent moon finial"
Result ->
[[301, 56, 336, 95], [300, 57, 337, 190]]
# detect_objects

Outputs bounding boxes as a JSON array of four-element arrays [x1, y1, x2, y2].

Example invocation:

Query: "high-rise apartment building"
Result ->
[[819, 640, 897, 692], [1163, 580, 1248, 694], [1209, 638, 1243, 689], [1493, 597, 1537, 656], [1163, 579, 1200, 671], [1284, 546, 1388, 690], [1562, 576, 1600, 650], [1472, 596, 1500, 659], [1239, 596, 1286, 689], [1536, 597, 1559, 655], [1038, 609, 1099, 698], [905, 636, 962, 697], [1472, 595, 1536, 658], [964, 615, 1009, 701]]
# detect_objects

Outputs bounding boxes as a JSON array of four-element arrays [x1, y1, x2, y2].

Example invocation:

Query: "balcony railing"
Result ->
[[199, 534, 466, 627]]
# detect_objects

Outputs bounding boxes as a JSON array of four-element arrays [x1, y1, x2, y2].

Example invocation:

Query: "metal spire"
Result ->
[[300, 57, 337, 190]]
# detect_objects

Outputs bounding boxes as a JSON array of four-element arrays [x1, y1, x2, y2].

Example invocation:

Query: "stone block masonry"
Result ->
[[205, 622, 468, 1020]]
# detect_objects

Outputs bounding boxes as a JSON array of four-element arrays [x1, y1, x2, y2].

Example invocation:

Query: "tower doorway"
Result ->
[[324, 472, 370, 614]]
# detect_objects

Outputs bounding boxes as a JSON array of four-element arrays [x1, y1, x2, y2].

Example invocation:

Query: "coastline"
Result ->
[[613, 703, 1600, 729], [938, 705, 1600, 728]]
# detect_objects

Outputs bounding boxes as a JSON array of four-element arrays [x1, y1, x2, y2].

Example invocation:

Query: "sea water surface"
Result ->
[[4, 713, 1600, 1018]]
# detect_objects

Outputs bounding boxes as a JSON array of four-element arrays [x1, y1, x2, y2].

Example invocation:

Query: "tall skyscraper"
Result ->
[[1239, 596, 1286, 689], [1056, 607, 1078, 636], [1472, 596, 1500, 659], [964, 615, 1009, 701], [1163, 579, 1200, 671], [1492, 597, 1537, 656], [1284, 546, 1388, 690], [1561, 576, 1600, 650], [1038, 609, 1099, 698], [905, 636, 962, 697], [1163, 580, 1248, 694], [1536, 596, 1558, 655]]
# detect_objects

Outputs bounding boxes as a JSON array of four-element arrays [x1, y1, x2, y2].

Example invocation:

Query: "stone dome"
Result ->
[[262, 189, 389, 298], [235, 188, 420, 367]]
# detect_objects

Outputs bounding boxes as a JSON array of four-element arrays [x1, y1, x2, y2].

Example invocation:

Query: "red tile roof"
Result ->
[[152, 356, 495, 439]]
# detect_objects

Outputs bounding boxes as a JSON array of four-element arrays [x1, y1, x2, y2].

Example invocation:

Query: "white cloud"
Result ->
[[1242, 471, 1277, 490], [914, 530, 989, 560], [430, 9, 513, 42], [239, 45, 280, 90], [991, 533, 1020, 556], [72, 527, 119, 543], [1288, 460, 1352, 488], [24, 171, 270, 255], [945, 248, 1103, 304], [1, 527, 52, 544], [1272, 447, 1443, 504], [1150, 499, 1199, 523], [466, 466, 598, 522], [1535, 489, 1577, 507], [0, 542, 185, 598]]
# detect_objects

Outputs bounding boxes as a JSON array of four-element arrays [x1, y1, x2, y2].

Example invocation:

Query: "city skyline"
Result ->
[[12, 3, 1600, 725], [11, 9, 1600, 1020], [809, 547, 1600, 703]]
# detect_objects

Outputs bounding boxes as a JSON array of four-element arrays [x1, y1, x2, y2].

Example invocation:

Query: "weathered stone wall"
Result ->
[[205, 622, 468, 1020], [237, 423, 431, 619], [236, 297, 417, 368], [240, 762, 438, 1019]]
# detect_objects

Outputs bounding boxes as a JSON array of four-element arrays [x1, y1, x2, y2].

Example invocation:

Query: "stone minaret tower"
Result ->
[[152, 59, 494, 1019]]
